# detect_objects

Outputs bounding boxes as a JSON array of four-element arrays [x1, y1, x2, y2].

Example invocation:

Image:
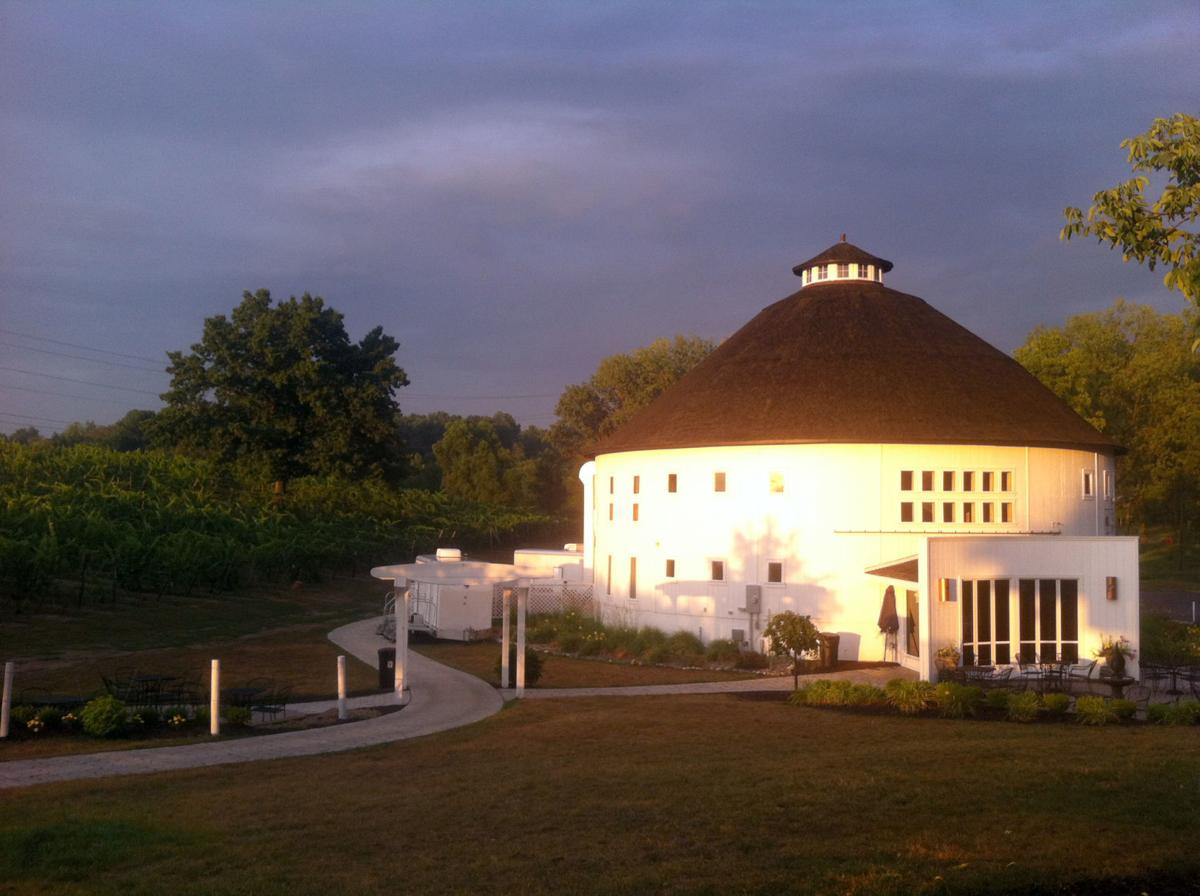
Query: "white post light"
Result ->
[[337, 655, 347, 721], [501, 587, 512, 688], [0, 662, 13, 739], [516, 585, 527, 698], [210, 659, 220, 736], [395, 587, 411, 696]]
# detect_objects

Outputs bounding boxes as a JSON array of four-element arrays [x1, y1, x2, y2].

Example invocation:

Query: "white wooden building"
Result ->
[[575, 239, 1139, 680]]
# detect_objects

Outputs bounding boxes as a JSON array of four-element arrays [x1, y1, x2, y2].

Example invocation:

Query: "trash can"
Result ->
[[817, 633, 840, 670], [378, 647, 396, 689]]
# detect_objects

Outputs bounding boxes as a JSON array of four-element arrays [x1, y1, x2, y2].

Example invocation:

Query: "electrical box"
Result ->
[[744, 584, 762, 613]]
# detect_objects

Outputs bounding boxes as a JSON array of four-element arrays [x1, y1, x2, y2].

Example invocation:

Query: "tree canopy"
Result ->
[[432, 416, 563, 511], [157, 289, 408, 490], [1062, 113, 1200, 312], [550, 335, 715, 459], [1015, 300, 1200, 547]]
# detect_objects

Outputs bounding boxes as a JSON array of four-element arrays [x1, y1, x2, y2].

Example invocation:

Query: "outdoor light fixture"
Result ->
[[938, 578, 954, 602], [1106, 576, 1118, 601]]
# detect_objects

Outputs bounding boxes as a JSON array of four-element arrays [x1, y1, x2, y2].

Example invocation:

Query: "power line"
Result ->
[[0, 326, 166, 364], [0, 366, 161, 396], [0, 410, 75, 426], [1, 383, 142, 405], [0, 340, 166, 374]]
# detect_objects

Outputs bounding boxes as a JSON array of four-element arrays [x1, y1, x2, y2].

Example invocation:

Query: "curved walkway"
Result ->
[[0, 618, 502, 790]]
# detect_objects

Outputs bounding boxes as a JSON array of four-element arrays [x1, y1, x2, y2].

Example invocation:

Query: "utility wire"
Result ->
[[0, 366, 161, 396], [0, 326, 165, 364], [0, 410, 76, 426], [0, 383, 142, 405], [0, 340, 165, 373]]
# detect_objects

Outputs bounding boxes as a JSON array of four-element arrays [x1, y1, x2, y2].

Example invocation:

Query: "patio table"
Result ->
[[222, 687, 265, 708]]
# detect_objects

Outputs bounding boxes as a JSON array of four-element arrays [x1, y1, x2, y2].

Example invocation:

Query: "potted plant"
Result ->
[[934, 644, 961, 671], [1095, 635, 1135, 677]]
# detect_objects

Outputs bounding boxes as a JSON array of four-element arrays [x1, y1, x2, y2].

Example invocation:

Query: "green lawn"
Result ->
[[0, 696, 1196, 895]]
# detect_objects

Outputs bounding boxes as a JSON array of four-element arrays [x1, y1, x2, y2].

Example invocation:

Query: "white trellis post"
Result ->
[[0, 662, 13, 739], [395, 587, 411, 696], [516, 585, 528, 698], [337, 655, 347, 721], [210, 659, 220, 736], [501, 587, 512, 688]]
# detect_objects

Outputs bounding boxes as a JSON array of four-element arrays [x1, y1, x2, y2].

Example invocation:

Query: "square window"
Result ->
[[962, 502, 974, 524], [858, 263, 871, 279], [900, 502, 914, 522], [837, 262, 849, 278], [1001, 471, 1012, 491], [963, 471, 975, 492], [983, 502, 993, 523], [982, 471, 993, 492], [632, 503, 639, 521], [769, 472, 784, 494], [922, 471, 934, 491], [922, 502, 934, 523], [943, 471, 955, 491], [667, 473, 677, 493], [665, 559, 675, 578], [714, 472, 726, 492], [633, 475, 640, 494], [900, 470, 914, 491], [1001, 502, 1013, 523], [711, 560, 725, 582], [943, 502, 955, 523], [767, 561, 783, 584], [817, 264, 828, 280]]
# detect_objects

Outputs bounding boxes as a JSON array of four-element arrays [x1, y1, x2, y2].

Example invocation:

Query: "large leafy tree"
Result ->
[[1062, 113, 1200, 316], [157, 289, 408, 492], [1014, 301, 1200, 552], [432, 416, 562, 511], [550, 335, 715, 459]]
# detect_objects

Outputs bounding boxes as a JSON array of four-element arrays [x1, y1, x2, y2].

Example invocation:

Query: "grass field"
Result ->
[[1, 695, 1197, 895]]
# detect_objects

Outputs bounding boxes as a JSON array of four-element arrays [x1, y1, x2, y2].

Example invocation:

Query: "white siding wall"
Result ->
[[589, 443, 1120, 667]]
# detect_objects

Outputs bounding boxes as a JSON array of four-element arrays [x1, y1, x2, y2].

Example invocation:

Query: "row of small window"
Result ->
[[607, 471, 783, 496], [1082, 470, 1113, 501], [606, 556, 784, 597], [801, 262, 880, 284], [900, 501, 1013, 524], [901, 470, 1012, 493]]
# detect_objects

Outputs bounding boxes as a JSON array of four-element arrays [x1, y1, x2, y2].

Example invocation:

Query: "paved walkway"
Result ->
[[0, 618, 502, 790]]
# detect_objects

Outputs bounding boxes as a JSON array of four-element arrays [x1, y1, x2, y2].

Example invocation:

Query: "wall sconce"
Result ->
[[938, 578, 954, 602], [1106, 576, 1118, 601]]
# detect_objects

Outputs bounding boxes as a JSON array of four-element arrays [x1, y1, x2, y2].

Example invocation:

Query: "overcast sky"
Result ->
[[1, 1, 1196, 435]]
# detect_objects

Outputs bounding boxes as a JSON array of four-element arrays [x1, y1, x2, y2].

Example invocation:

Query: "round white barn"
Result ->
[[578, 238, 1139, 681]]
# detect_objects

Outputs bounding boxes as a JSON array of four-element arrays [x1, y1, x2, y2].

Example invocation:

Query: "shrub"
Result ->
[[884, 679, 934, 715], [9, 705, 36, 726], [61, 711, 80, 730], [984, 689, 1010, 711], [193, 707, 211, 728], [225, 706, 252, 727], [527, 617, 560, 644], [137, 707, 161, 728], [34, 706, 63, 729], [643, 644, 671, 665], [705, 638, 742, 663], [934, 683, 983, 719], [664, 631, 705, 662], [1041, 693, 1071, 717], [847, 683, 888, 707], [1149, 700, 1200, 726], [81, 695, 127, 738], [1075, 695, 1118, 726], [803, 680, 851, 706], [556, 632, 584, 654], [493, 646, 544, 687], [736, 651, 769, 670], [1006, 691, 1041, 723], [1110, 699, 1138, 721]]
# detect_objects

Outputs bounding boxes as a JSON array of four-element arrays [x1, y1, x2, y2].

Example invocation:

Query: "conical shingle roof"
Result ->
[[593, 278, 1118, 456]]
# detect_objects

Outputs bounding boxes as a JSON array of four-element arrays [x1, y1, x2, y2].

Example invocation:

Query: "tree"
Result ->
[[1062, 114, 1200, 318], [432, 417, 544, 509], [550, 335, 716, 458], [157, 289, 408, 493], [6, 427, 42, 445], [1014, 301, 1200, 557], [52, 410, 156, 452], [763, 611, 821, 690]]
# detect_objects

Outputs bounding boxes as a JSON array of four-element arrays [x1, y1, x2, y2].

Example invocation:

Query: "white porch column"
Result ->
[[395, 584, 410, 695], [918, 538, 935, 682], [578, 461, 596, 574], [516, 585, 528, 697], [501, 587, 512, 688]]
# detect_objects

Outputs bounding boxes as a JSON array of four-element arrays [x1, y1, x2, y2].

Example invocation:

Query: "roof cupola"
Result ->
[[792, 235, 893, 287]]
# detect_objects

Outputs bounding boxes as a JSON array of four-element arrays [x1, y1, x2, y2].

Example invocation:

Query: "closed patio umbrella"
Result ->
[[878, 585, 900, 634]]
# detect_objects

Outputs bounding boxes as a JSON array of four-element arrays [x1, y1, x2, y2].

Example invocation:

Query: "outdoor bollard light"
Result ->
[[0, 662, 13, 739], [210, 659, 220, 736], [337, 654, 347, 721]]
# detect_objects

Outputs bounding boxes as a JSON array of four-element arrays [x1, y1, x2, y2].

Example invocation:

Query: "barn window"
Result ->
[[1102, 470, 1112, 500], [858, 263, 871, 278], [1001, 502, 1013, 523], [608, 503, 613, 521], [963, 471, 975, 492], [632, 503, 639, 522], [983, 471, 994, 492], [921, 502, 934, 523], [900, 470, 914, 491], [633, 475, 640, 494], [922, 471, 934, 491], [714, 472, 726, 492], [962, 502, 974, 524], [943, 502, 955, 523], [982, 502, 993, 523], [609, 476, 614, 494], [943, 471, 955, 491], [838, 262, 849, 278], [900, 502, 914, 523], [769, 472, 784, 494], [665, 559, 675, 578], [668, 473, 677, 493], [629, 557, 637, 599], [1001, 471, 1012, 491], [767, 561, 783, 584], [1082, 470, 1095, 499], [711, 560, 725, 581], [817, 264, 828, 280]]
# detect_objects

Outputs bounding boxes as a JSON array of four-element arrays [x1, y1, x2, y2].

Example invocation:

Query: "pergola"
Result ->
[[370, 561, 534, 696]]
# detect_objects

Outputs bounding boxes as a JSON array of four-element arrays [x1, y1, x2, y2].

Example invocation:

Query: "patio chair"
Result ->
[[1139, 663, 1171, 695], [1016, 658, 1043, 691], [252, 683, 292, 722], [1182, 665, 1200, 701], [1122, 684, 1152, 717]]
